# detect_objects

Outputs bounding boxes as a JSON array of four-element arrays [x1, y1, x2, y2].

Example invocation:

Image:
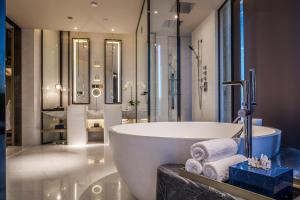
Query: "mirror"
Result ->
[[104, 39, 122, 104], [72, 38, 90, 104]]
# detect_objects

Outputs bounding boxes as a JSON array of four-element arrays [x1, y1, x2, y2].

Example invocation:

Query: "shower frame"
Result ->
[[135, 0, 182, 122]]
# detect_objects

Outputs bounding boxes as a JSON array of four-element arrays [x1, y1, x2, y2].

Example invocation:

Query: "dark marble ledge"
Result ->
[[273, 147, 300, 180], [157, 161, 300, 200], [156, 164, 238, 200]]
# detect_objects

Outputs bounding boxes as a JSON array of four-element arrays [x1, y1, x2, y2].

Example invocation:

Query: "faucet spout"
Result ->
[[222, 69, 256, 158]]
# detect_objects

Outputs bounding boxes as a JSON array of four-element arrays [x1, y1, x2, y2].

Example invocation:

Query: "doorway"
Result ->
[[5, 18, 22, 146]]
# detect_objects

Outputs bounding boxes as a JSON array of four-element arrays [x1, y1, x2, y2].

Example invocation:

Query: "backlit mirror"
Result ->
[[105, 39, 122, 104], [72, 38, 90, 104]]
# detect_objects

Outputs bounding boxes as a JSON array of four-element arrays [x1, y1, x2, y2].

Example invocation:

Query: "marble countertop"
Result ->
[[273, 147, 300, 180], [157, 164, 238, 200]]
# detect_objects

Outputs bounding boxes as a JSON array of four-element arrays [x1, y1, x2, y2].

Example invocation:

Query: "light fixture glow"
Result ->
[[73, 40, 77, 101], [117, 41, 121, 102], [154, 10, 158, 14], [90, 1, 98, 7], [61, 87, 67, 92], [174, 15, 178, 19], [73, 26, 78, 30], [55, 84, 62, 90], [92, 88, 102, 98], [111, 28, 115, 32], [92, 185, 103, 194], [56, 194, 61, 200]]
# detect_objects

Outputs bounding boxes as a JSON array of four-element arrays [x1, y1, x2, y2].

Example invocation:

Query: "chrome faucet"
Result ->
[[223, 69, 256, 158]]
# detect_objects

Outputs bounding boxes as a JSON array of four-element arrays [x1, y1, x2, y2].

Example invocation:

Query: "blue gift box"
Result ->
[[229, 161, 293, 199]]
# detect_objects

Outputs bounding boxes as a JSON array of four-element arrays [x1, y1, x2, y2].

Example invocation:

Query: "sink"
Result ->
[[87, 110, 103, 119], [43, 111, 67, 120]]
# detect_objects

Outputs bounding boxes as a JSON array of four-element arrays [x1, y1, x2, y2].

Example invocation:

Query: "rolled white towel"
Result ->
[[191, 138, 238, 162], [203, 154, 247, 182], [185, 159, 203, 175]]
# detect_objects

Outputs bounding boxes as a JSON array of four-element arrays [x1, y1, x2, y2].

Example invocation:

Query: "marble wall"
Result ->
[[192, 11, 219, 122], [21, 29, 41, 145]]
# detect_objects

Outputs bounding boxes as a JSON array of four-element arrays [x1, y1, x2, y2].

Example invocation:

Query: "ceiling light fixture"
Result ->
[[73, 26, 78, 30], [90, 1, 98, 7], [154, 10, 158, 14], [174, 15, 178, 19], [111, 28, 115, 32]]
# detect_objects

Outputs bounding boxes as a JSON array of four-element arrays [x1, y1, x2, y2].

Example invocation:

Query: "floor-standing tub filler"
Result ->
[[110, 122, 281, 200]]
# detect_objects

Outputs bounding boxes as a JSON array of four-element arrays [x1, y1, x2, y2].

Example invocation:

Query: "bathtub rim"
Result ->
[[110, 121, 281, 140]]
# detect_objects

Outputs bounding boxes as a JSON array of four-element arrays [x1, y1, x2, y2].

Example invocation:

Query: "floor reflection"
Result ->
[[80, 173, 136, 200], [7, 144, 133, 200]]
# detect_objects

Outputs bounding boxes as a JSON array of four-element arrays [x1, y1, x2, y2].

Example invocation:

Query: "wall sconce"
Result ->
[[93, 61, 102, 68], [55, 83, 62, 90]]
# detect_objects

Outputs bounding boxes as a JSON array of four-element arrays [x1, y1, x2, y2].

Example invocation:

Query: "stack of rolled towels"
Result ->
[[185, 138, 247, 182]]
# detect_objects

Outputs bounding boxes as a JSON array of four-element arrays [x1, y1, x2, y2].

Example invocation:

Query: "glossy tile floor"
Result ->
[[7, 144, 135, 200]]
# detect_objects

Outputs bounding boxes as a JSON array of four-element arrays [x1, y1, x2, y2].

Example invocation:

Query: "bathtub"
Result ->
[[110, 122, 281, 200]]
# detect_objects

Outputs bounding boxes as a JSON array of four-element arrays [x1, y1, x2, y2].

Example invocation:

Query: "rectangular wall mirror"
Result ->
[[105, 39, 122, 104], [72, 38, 90, 104]]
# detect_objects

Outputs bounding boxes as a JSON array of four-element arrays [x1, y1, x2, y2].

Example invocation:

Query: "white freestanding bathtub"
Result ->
[[110, 122, 281, 200]]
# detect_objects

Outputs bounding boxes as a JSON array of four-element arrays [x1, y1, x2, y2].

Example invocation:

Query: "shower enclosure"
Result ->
[[136, 0, 182, 122]]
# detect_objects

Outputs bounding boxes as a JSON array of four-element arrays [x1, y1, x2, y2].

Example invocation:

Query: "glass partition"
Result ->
[[149, 0, 179, 122], [136, 0, 149, 122], [219, 0, 232, 122]]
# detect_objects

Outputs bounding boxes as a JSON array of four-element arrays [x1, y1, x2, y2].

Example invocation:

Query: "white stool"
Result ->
[[67, 105, 87, 145], [104, 104, 122, 145]]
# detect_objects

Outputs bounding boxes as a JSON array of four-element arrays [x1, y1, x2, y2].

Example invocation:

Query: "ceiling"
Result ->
[[150, 0, 225, 36], [6, 0, 143, 34]]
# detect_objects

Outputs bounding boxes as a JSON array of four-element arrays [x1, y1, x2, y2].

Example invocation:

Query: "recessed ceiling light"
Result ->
[[174, 15, 178, 19], [91, 1, 98, 7], [111, 28, 115, 32], [73, 26, 78, 30], [67, 16, 73, 20], [154, 10, 158, 14]]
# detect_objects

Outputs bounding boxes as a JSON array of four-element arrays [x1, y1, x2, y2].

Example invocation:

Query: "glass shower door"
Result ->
[[136, 0, 149, 123], [149, 0, 179, 122]]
